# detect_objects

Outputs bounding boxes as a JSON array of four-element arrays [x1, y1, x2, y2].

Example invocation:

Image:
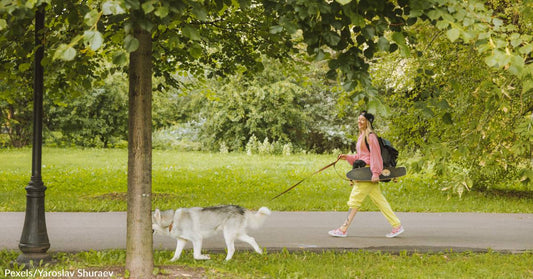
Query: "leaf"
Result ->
[[362, 25, 375, 39], [435, 20, 449, 30], [124, 0, 140, 9], [102, 0, 125, 15], [0, 19, 6, 30], [192, 5, 208, 21], [141, 1, 155, 14], [427, 9, 442, 21], [492, 18, 503, 28], [519, 44, 532, 55], [182, 25, 201, 41], [84, 30, 104, 51], [367, 97, 390, 117], [335, 0, 352, 5], [84, 10, 100, 27], [377, 36, 389, 51], [54, 44, 77, 61], [484, 54, 498, 67], [391, 32, 405, 45], [189, 43, 203, 59], [391, 32, 409, 56], [18, 63, 31, 72], [446, 28, 460, 42], [238, 0, 251, 9], [138, 18, 154, 32], [155, 6, 169, 18], [492, 49, 510, 67], [112, 52, 128, 65], [510, 33, 522, 47], [269, 25, 283, 34], [314, 49, 325, 61], [323, 31, 341, 46], [508, 55, 524, 76], [522, 71, 533, 93], [343, 7, 365, 27], [124, 34, 139, 53]]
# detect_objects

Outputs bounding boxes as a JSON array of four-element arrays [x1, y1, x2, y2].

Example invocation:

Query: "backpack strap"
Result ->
[[364, 132, 374, 151]]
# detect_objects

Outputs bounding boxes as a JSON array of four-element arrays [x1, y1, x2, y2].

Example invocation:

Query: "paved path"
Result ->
[[2, 212, 532, 254]]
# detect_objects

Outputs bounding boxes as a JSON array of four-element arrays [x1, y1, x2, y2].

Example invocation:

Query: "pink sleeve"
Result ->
[[345, 154, 359, 166], [367, 133, 383, 179]]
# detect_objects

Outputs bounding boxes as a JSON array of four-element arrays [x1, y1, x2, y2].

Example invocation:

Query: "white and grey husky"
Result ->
[[152, 205, 271, 261]]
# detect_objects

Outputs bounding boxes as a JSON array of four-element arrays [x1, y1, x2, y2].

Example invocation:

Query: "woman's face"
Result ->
[[358, 115, 368, 130]]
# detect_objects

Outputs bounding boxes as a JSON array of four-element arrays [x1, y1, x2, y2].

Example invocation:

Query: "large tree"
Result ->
[[49, 0, 292, 277]]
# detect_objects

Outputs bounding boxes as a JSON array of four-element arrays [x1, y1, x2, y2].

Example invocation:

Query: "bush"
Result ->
[[152, 123, 202, 151]]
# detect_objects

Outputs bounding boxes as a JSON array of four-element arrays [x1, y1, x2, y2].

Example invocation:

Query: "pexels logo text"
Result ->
[[5, 268, 115, 278]]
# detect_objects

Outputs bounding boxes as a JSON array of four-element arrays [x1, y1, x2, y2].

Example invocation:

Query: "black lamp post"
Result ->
[[16, 4, 51, 266]]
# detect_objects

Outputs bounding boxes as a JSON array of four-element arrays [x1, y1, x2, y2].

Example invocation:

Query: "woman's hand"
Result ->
[[371, 176, 380, 183], [338, 154, 347, 160]]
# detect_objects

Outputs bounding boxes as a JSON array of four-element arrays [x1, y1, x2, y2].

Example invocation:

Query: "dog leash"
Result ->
[[270, 158, 341, 201]]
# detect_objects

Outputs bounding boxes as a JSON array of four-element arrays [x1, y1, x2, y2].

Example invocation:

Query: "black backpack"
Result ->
[[364, 133, 399, 168]]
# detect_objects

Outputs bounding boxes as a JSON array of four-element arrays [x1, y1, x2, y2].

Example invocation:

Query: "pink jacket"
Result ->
[[345, 133, 383, 180]]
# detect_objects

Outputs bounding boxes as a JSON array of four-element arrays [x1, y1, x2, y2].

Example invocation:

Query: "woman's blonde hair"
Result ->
[[362, 121, 374, 140], [360, 111, 375, 140]]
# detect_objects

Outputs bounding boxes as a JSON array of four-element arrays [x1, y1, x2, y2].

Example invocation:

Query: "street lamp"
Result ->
[[16, 4, 51, 266]]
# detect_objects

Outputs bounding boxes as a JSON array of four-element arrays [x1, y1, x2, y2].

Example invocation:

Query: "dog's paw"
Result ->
[[170, 257, 180, 262], [194, 254, 210, 260]]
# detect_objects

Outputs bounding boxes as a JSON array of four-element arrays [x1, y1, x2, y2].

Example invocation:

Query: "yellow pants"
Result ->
[[347, 181, 401, 228]]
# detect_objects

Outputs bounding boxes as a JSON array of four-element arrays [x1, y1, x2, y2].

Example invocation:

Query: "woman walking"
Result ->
[[328, 111, 404, 238]]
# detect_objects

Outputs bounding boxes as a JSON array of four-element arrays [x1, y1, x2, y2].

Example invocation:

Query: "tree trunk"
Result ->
[[125, 25, 153, 278]]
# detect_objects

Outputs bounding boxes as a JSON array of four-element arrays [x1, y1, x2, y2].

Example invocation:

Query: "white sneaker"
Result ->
[[386, 225, 404, 238], [328, 228, 347, 238]]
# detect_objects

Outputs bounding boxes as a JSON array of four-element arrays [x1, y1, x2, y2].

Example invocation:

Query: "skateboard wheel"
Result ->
[[382, 169, 391, 177]]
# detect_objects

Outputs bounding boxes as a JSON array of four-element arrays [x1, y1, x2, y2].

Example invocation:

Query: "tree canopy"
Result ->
[[1, 0, 532, 276]]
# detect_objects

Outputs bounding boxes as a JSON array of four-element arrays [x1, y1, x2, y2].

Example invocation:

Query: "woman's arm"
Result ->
[[338, 154, 359, 166]]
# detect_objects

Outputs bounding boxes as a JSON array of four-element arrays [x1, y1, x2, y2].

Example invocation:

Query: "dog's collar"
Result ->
[[168, 222, 173, 232]]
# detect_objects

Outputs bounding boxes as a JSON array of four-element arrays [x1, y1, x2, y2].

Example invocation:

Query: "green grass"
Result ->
[[1, 148, 532, 212], [1, 249, 532, 278], [1, 148, 532, 278]]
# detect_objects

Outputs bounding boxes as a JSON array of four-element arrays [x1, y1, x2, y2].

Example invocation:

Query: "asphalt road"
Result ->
[[2, 211, 532, 254]]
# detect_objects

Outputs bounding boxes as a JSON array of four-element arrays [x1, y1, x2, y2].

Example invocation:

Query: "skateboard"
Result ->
[[346, 166, 406, 181]]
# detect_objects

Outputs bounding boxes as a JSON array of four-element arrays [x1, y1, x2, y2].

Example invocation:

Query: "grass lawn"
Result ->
[[0, 148, 532, 213], [1, 249, 532, 278], [1, 148, 532, 278]]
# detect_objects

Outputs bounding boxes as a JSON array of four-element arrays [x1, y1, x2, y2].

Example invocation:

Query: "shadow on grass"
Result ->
[[474, 188, 533, 199], [88, 192, 184, 201]]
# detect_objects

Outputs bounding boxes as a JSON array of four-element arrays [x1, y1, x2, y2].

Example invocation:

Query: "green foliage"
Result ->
[[244, 135, 293, 155], [173, 57, 359, 153], [152, 125, 202, 151], [264, 0, 412, 91], [199, 72, 308, 151], [0, 85, 32, 147], [0, 1, 124, 148], [45, 73, 128, 148], [420, 0, 533, 76], [0, 3, 37, 147], [372, 21, 533, 195]]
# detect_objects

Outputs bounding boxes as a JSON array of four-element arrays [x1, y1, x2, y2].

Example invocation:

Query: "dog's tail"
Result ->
[[247, 207, 271, 229]]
